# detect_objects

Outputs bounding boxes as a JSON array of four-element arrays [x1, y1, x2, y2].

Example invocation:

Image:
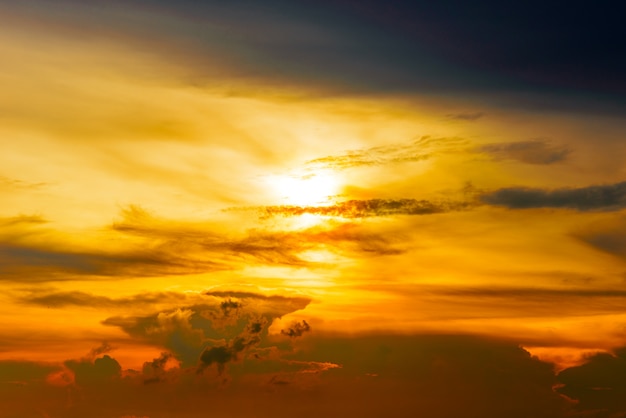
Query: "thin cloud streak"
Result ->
[[305, 136, 466, 170], [478, 139, 570, 165], [254, 198, 473, 218]]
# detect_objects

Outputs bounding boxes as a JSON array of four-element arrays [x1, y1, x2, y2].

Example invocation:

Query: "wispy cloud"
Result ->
[[445, 111, 485, 121], [305, 136, 466, 170], [255, 198, 473, 218], [22, 290, 191, 308], [0, 176, 48, 190], [478, 139, 570, 165]]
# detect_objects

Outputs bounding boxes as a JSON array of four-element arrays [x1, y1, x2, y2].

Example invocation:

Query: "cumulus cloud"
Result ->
[[479, 139, 570, 164], [65, 355, 121, 386], [481, 181, 626, 210], [102, 291, 311, 366]]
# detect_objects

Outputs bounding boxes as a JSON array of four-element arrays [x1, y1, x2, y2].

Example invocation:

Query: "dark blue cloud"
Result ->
[[6, 0, 625, 114]]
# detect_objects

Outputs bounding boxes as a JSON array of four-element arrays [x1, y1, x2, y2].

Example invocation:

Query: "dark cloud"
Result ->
[[199, 316, 267, 374], [480, 181, 626, 211], [142, 352, 176, 384], [0, 360, 59, 385], [438, 286, 626, 299], [0, 241, 217, 281], [305, 136, 465, 170], [324, 0, 626, 96], [558, 347, 626, 417], [445, 111, 485, 121], [281, 320, 311, 338], [257, 198, 472, 219], [479, 139, 570, 165], [220, 299, 243, 317], [0, 334, 574, 418], [574, 216, 626, 261], [65, 355, 122, 386], [273, 334, 568, 418]]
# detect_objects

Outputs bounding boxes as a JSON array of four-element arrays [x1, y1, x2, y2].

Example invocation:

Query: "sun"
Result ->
[[269, 172, 339, 206]]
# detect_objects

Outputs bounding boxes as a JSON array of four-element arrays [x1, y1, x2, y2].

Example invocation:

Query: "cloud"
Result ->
[[479, 139, 570, 164], [88, 342, 114, 359], [102, 291, 311, 366], [256, 198, 472, 218], [574, 216, 626, 260], [199, 316, 267, 374], [480, 181, 626, 211], [0, 176, 48, 190], [558, 347, 626, 416], [0, 334, 573, 418], [64, 355, 122, 386], [0, 214, 47, 228], [142, 352, 178, 385], [281, 320, 311, 338], [22, 290, 190, 308], [3, 205, 384, 282], [305, 136, 466, 170], [445, 111, 485, 121]]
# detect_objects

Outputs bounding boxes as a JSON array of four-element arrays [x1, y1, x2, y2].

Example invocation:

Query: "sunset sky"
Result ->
[[2, 1, 626, 417]]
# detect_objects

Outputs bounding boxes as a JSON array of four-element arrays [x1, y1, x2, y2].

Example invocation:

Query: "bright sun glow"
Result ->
[[269, 172, 339, 206]]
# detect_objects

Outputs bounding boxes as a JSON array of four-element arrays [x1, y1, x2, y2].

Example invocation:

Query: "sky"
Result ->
[[2, 0, 626, 417]]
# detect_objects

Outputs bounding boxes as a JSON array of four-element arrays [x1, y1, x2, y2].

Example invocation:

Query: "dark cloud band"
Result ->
[[481, 181, 626, 211]]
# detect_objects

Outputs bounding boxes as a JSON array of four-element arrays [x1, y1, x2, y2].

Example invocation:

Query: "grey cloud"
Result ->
[[438, 286, 626, 299], [479, 139, 570, 164], [0, 241, 218, 281], [445, 111, 485, 121], [481, 181, 626, 210]]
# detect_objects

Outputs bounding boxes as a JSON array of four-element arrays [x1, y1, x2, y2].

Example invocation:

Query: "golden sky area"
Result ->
[[2, 1, 626, 417]]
